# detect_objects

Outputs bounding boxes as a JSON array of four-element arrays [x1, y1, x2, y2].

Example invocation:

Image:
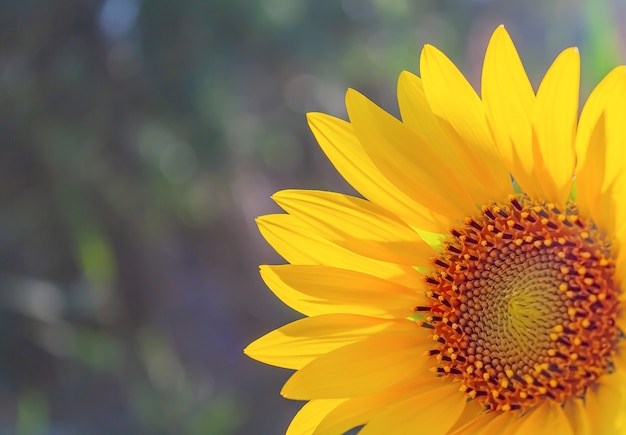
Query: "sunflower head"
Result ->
[[246, 25, 626, 434]]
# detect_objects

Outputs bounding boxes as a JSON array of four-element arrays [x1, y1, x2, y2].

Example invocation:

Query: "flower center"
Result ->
[[418, 195, 621, 412]]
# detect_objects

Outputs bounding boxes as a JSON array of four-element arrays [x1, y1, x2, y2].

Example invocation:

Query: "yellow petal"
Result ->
[[619, 305, 626, 333], [616, 341, 626, 372], [616, 240, 626, 291], [482, 25, 543, 198], [447, 399, 488, 434], [307, 112, 452, 233], [272, 189, 434, 266], [585, 378, 626, 434], [575, 66, 626, 237], [358, 382, 466, 435], [244, 314, 404, 370], [256, 214, 421, 288], [513, 402, 573, 434], [397, 71, 451, 149], [314, 378, 444, 434], [575, 66, 626, 174], [563, 398, 591, 435], [420, 43, 512, 201], [451, 409, 521, 435], [575, 110, 609, 229], [612, 198, 626, 249], [532, 47, 580, 205], [281, 329, 431, 399], [260, 265, 425, 318], [345, 88, 478, 218], [314, 384, 420, 435], [397, 71, 495, 205], [286, 399, 347, 435]]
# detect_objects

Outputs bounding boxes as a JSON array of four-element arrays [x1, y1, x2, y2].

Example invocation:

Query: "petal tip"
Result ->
[[493, 23, 508, 35], [306, 111, 324, 125]]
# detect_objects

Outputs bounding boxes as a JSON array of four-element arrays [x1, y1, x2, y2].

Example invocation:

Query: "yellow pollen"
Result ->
[[422, 196, 620, 413]]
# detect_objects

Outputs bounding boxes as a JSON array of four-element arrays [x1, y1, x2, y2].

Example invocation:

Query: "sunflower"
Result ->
[[244, 25, 626, 434]]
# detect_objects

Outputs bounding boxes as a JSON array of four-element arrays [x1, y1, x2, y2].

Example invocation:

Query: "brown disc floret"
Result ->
[[418, 195, 621, 412]]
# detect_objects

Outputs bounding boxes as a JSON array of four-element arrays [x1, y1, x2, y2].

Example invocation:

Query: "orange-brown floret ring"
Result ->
[[416, 195, 621, 412]]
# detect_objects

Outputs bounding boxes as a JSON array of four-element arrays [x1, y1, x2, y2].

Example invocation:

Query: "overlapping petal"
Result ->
[[286, 399, 346, 435], [260, 265, 426, 318], [584, 377, 626, 434], [513, 402, 573, 434], [575, 66, 626, 238], [307, 112, 452, 233], [420, 43, 512, 202], [482, 25, 542, 197], [531, 47, 580, 205], [256, 214, 421, 288], [281, 329, 431, 399], [397, 71, 502, 206], [314, 378, 446, 434], [451, 410, 521, 435], [244, 314, 410, 370], [272, 189, 435, 266], [345, 89, 479, 218], [358, 382, 466, 435], [563, 398, 591, 435]]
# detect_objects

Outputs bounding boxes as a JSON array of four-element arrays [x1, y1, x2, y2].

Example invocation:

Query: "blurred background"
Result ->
[[0, 0, 624, 433]]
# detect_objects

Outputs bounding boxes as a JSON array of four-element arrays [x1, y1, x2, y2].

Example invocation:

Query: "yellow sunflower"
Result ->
[[244, 25, 626, 434]]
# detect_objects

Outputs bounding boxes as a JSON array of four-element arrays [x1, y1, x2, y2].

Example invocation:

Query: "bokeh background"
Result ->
[[1, 0, 624, 433]]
